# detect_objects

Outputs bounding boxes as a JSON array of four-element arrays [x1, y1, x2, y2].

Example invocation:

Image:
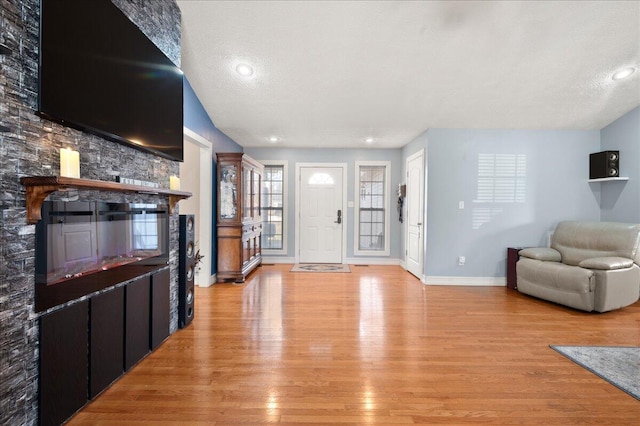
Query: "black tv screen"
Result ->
[[38, 0, 184, 161]]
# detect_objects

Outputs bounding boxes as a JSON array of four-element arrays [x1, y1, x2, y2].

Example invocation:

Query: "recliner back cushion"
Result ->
[[551, 221, 640, 266]]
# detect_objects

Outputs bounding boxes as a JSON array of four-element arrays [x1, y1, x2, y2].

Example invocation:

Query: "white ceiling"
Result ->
[[177, 0, 640, 149]]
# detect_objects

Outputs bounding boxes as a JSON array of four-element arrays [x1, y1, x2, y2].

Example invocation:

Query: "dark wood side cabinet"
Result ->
[[506, 247, 525, 290], [125, 275, 151, 370], [89, 286, 124, 399], [150, 268, 170, 349], [216, 153, 264, 282], [39, 300, 89, 426]]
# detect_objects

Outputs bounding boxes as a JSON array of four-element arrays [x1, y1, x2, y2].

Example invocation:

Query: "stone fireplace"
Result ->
[[0, 1, 182, 424]]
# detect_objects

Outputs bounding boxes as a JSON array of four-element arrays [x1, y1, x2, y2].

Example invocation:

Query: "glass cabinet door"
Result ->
[[252, 170, 261, 220], [242, 166, 252, 221], [219, 164, 237, 220]]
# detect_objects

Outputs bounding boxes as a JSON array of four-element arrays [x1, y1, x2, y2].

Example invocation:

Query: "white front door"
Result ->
[[406, 150, 424, 279], [298, 166, 344, 263]]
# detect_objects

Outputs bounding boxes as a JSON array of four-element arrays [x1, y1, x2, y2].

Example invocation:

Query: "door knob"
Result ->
[[334, 209, 342, 224]]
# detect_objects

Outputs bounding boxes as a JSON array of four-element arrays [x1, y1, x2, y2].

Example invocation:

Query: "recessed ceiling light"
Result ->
[[365, 137, 374, 143], [235, 63, 254, 77], [268, 136, 278, 143], [612, 67, 635, 81]]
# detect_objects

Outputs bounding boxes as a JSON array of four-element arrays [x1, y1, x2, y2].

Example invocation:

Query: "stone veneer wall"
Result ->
[[0, 1, 182, 424]]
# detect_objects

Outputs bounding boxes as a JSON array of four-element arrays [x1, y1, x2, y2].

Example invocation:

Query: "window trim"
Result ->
[[354, 161, 391, 256], [131, 207, 159, 251], [260, 160, 288, 255]]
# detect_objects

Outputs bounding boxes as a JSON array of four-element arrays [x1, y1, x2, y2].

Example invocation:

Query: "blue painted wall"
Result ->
[[600, 106, 640, 223], [244, 147, 404, 261], [183, 77, 242, 274], [184, 78, 243, 153], [402, 129, 601, 279]]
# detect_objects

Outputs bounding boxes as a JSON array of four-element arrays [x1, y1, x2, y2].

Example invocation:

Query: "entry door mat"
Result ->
[[550, 345, 640, 400], [290, 264, 351, 273]]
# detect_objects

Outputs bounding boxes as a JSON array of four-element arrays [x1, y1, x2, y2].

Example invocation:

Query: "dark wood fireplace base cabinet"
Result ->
[[216, 153, 264, 282], [38, 268, 170, 426]]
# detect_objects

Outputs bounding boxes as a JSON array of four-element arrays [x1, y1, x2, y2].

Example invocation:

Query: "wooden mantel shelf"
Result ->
[[20, 176, 192, 224]]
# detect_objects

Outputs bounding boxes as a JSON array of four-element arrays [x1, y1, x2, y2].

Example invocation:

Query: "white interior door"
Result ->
[[298, 166, 344, 263], [406, 150, 424, 279], [50, 220, 98, 275], [181, 128, 213, 287]]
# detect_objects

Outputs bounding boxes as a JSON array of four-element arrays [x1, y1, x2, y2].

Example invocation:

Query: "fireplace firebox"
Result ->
[[35, 201, 169, 312]]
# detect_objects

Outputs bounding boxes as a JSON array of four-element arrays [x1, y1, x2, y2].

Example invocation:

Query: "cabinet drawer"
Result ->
[[242, 222, 262, 237]]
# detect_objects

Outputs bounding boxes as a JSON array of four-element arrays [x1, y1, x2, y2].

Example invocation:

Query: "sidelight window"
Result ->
[[354, 161, 390, 256], [261, 161, 288, 253], [131, 204, 160, 250]]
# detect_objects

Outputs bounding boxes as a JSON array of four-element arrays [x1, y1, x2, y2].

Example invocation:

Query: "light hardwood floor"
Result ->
[[70, 264, 640, 425]]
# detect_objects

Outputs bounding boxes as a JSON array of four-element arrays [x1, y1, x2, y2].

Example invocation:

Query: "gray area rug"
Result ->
[[550, 345, 640, 400], [290, 264, 351, 273]]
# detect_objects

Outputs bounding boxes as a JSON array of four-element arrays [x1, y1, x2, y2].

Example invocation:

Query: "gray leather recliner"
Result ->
[[516, 221, 640, 312]]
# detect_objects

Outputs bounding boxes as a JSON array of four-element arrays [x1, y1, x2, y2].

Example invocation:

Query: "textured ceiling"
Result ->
[[177, 0, 640, 149]]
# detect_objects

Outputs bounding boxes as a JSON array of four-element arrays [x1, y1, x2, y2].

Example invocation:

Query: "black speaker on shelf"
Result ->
[[178, 214, 195, 328], [589, 150, 619, 179]]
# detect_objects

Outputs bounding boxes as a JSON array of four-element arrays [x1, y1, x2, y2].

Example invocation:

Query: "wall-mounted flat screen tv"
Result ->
[[38, 0, 184, 161]]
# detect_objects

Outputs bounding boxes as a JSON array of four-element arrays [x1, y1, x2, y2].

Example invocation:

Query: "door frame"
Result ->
[[405, 149, 426, 281], [182, 127, 214, 287], [295, 163, 348, 264]]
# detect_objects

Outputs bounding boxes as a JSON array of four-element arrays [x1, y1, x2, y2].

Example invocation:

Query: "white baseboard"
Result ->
[[261, 256, 296, 264], [345, 257, 401, 266], [398, 261, 427, 283], [196, 274, 216, 287], [240, 257, 505, 287], [425, 276, 506, 286], [261, 256, 402, 266]]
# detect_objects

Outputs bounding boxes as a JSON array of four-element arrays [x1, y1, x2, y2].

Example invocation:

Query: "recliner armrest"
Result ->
[[578, 257, 634, 270], [518, 247, 561, 262]]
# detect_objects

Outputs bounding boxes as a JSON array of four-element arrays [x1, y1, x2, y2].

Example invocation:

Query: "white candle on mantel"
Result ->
[[169, 175, 180, 190], [60, 148, 80, 178]]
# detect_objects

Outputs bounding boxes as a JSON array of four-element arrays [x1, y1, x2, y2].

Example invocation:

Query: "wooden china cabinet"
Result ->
[[216, 153, 264, 282]]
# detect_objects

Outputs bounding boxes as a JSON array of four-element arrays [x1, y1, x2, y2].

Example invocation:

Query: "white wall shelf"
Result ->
[[588, 177, 629, 183]]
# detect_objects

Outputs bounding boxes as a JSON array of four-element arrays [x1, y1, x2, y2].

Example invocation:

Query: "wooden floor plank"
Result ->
[[69, 264, 640, 424]]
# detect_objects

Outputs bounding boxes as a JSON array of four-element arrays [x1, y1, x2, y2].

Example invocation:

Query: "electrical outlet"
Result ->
[[458, 256, 466, 266]]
